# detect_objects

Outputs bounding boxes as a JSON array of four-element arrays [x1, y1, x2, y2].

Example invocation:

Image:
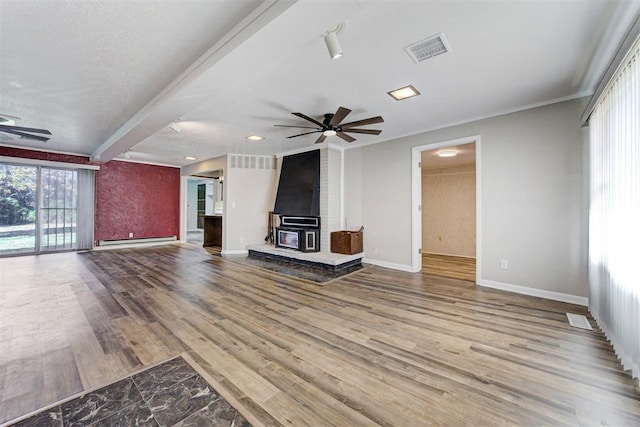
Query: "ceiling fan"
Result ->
[[0, 117, 52, 142], [275, 106, 383, 144]]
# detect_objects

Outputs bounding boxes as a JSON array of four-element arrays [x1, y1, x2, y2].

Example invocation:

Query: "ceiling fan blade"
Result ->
[[341, 116, 384, 128], [0, 128, 50, 142], [336, 132, 356, 143], [274, 124, 320, 129], [0, 124, 52, 135], [292, 112, 325, 128], [341, 128, 382, 135], [286, 130, 322, 138], [314, 134, 327, 144], [329, 106, 352, 126]]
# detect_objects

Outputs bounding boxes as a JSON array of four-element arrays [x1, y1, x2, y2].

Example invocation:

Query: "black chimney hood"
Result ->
[[273, 150, 320, 217]]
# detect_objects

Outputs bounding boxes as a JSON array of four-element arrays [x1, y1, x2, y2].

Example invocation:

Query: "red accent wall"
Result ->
[[94, 160, 179, 242], [0, 146, 93, 164], [0, 147, 180, 243]]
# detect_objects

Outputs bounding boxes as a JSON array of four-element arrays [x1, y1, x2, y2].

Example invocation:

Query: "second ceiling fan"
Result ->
[[276, 106, 383, 144]]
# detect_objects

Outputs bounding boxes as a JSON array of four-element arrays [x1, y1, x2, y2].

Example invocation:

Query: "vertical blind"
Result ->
[[77, 168, 95, 251], [589, 40, 640, 379]]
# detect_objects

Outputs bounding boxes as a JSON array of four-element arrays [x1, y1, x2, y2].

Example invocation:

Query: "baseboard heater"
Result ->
[[98, 236, 177, 246]]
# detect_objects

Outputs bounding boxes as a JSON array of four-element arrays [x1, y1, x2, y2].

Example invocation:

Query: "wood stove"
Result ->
[[275, 216, 320, 252]]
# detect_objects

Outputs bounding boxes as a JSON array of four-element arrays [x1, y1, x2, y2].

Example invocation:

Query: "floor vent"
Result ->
[[404, 33, 450, 63], [566, 313, 593, 330]]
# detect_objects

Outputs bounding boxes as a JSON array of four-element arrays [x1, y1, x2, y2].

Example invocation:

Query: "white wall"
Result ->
[[343, 148, 364, 230], [345, 97, 588, 299], [422, 165, 476, 257], [223, 155, 277, 254], [320, 147, 343, 252]]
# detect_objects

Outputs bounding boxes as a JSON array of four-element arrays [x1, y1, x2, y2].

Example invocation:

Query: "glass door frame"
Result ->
[[40, 166, 78, 252], [0, 160, 78, 256]]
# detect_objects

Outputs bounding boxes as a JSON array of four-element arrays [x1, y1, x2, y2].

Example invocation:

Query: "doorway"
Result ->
[[421, 142, 476, 281], [411, 135, 481, 282], [185, 172, 223, 245]]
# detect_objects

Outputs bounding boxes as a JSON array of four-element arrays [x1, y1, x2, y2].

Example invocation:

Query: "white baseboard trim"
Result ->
[[93, 240, 179, 251], [221, 249, 249, 256], [99, 236, 176, 246], [425, 251, 476, 259], [478, 279, 588, 306], [362, 258, 417, 273]]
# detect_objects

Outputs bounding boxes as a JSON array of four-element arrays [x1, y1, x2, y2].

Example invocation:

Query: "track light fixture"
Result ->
[[169, 122, 181, 133], [324, 31, 342, 59], [324, 23, 344, 59]]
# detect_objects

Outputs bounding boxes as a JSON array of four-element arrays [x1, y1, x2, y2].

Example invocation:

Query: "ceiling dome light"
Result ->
[[437, 149, 457, 157], [323, 129, 337, 136]]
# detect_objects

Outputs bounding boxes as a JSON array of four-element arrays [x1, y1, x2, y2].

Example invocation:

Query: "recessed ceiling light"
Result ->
[[246, 135, 264, 141], [388, 85, 420, 101], [184, 156, 197, 161], [437, 149, 457, 157]]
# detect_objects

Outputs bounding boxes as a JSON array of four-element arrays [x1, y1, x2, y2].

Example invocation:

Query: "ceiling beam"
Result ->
[[90, 0, 297, 163]]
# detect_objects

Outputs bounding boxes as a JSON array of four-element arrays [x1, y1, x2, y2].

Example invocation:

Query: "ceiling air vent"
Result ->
[[404, 33, 450, 64]]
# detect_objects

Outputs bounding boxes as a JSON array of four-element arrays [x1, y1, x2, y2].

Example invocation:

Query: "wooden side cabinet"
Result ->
[[203, 215, 222, 247]]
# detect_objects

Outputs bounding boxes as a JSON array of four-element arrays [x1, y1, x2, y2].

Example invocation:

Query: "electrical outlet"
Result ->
[[501, 259, 509, 269], [373, 247, 378, 254], [239, 237, 244, 244], [129, 232, 134, 238]]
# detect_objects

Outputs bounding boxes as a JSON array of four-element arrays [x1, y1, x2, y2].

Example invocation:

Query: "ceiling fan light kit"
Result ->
[[275, 106, 383, 145]]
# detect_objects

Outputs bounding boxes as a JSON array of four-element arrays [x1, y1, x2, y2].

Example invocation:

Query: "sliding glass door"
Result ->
[[41, 168, 78, 251], [0, 164, 37, 255], [0, 162, 78, 255]]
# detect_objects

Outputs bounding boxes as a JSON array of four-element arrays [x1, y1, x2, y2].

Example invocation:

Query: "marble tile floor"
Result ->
[[226, 254, 365, 284], [6, 356, 250, 427]]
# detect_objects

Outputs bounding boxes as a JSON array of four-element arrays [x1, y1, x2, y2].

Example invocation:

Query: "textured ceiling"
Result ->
[[0, 0, 261, 155], [1, 0, 638, 167]]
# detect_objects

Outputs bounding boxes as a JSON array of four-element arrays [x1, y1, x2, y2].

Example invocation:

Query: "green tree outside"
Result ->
[[0, 165, 36, 226]]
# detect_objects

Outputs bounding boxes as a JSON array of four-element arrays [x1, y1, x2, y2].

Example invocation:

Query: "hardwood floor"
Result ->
[[422, 253, 476, 282], [1, 244, 639, 425]]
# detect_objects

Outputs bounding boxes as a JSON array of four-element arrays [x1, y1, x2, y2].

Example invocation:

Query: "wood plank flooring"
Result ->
[[1, 244, 639, 425], [423, 253, 476, 282]]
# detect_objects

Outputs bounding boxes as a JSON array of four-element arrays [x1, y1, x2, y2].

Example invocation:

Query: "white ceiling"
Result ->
[[1, 0, 638, 167]]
